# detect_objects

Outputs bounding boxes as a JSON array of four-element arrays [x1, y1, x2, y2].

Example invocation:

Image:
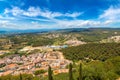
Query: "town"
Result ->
[[0, 49, 71, 76], [0, 36, 86, 76]]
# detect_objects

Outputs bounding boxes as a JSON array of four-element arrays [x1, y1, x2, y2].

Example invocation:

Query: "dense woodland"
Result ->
[[61, 43, 120, 61]]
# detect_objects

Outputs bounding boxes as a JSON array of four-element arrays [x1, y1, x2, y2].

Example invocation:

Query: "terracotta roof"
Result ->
[[2, 70, 13, 76], [6, 64, 18, 69]]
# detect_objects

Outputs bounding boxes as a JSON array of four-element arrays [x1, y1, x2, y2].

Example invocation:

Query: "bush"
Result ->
[[34, 69, 46, 75]]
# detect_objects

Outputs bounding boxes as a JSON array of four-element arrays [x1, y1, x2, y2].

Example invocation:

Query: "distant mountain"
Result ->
[[0, 31, 6, 33], [0, 28, 120, 35], [89, 28, 120, 30], [57, 28, 120, 33], [55, 28, 91, 33], [0, 28, 59, 35]]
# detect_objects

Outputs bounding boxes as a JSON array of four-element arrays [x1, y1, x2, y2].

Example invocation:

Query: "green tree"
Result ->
[[69, 63, 73, 80], [19, 73, 22, 80], [78, 63, 82, 80], [48, 65, 53, 80], [34, 69, 46, 75]]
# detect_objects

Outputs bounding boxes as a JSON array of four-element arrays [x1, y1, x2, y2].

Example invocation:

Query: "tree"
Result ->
[[19, 73, 22, 80], [48, 65, 53, 80], [78, 63, 82, 80], [69, 63, 73, 80], [34, 69, 46, 75]]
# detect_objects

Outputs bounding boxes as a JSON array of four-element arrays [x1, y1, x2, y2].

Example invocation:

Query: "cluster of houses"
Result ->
[[0, 51, 71, 76], [0, 39, 85, 76]]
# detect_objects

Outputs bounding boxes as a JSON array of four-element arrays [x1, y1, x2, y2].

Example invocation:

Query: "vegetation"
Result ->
[[0, 74, 36, 80], [34, 70, 46, 75], [61, 43, 120, 61], [48, 66, 54, 80], [0, 29, 120, 80], [0, 57, 120, 80], [1, 28, 120, 50], [0, 63, 6, 68], [19, 73, 22, 80], [69, 63, 73, 80], [78, 63, 82, 80]]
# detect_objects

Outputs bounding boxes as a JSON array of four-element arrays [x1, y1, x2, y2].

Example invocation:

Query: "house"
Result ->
[[53, 69, 69, 75], [1, 70, 13, 76], [5, 63, 18, 70]]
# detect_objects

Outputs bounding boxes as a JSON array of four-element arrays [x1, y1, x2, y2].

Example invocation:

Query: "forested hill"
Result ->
[[61, 43, 120, 61]]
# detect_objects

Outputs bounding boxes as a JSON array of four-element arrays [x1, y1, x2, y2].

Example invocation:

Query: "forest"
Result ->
[[61, 43, 120, 61]]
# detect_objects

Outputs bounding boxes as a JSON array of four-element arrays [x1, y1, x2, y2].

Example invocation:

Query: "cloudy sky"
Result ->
[[0, 0, 120, 30]]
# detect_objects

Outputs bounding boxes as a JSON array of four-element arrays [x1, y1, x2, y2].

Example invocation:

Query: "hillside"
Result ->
[[0, 28, 120, 80], [101, 36, 120, 43], [61, 43, 120, 61]]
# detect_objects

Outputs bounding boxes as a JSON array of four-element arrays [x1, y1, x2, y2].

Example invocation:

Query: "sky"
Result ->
[[0, 0, 120, 30]]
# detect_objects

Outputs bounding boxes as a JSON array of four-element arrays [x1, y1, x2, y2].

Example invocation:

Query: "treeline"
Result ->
[[61, 43, 120, 61], [0, 56, 120, 80]]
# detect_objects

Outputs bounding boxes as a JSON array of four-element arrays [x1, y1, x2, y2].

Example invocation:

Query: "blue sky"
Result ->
[[0, 0, 120, 30]]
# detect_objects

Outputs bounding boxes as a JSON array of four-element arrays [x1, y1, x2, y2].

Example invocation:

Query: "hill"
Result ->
[[61, 43, 120, 61]]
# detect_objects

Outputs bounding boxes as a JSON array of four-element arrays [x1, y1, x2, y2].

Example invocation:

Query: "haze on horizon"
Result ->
[[0, 0, 120, 30]]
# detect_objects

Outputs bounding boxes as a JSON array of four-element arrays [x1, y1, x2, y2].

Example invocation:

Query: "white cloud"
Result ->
[[23, 7, 41, 17], [51, 19, 109, 28], [0, 20, 9, 26], [99, 6, 120, 20], [0, 15, 3, 18], [2, 6, 120, 29], [104, 20, 113, 25], [4, 6, 82, 18], [64, 12, 82, 18], [0, 20, 17, 29], [98, 6, 120, 27], [4, 7, 24, 16]]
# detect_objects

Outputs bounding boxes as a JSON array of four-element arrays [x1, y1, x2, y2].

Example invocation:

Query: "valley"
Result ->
[[0, 28, 120, 80]]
